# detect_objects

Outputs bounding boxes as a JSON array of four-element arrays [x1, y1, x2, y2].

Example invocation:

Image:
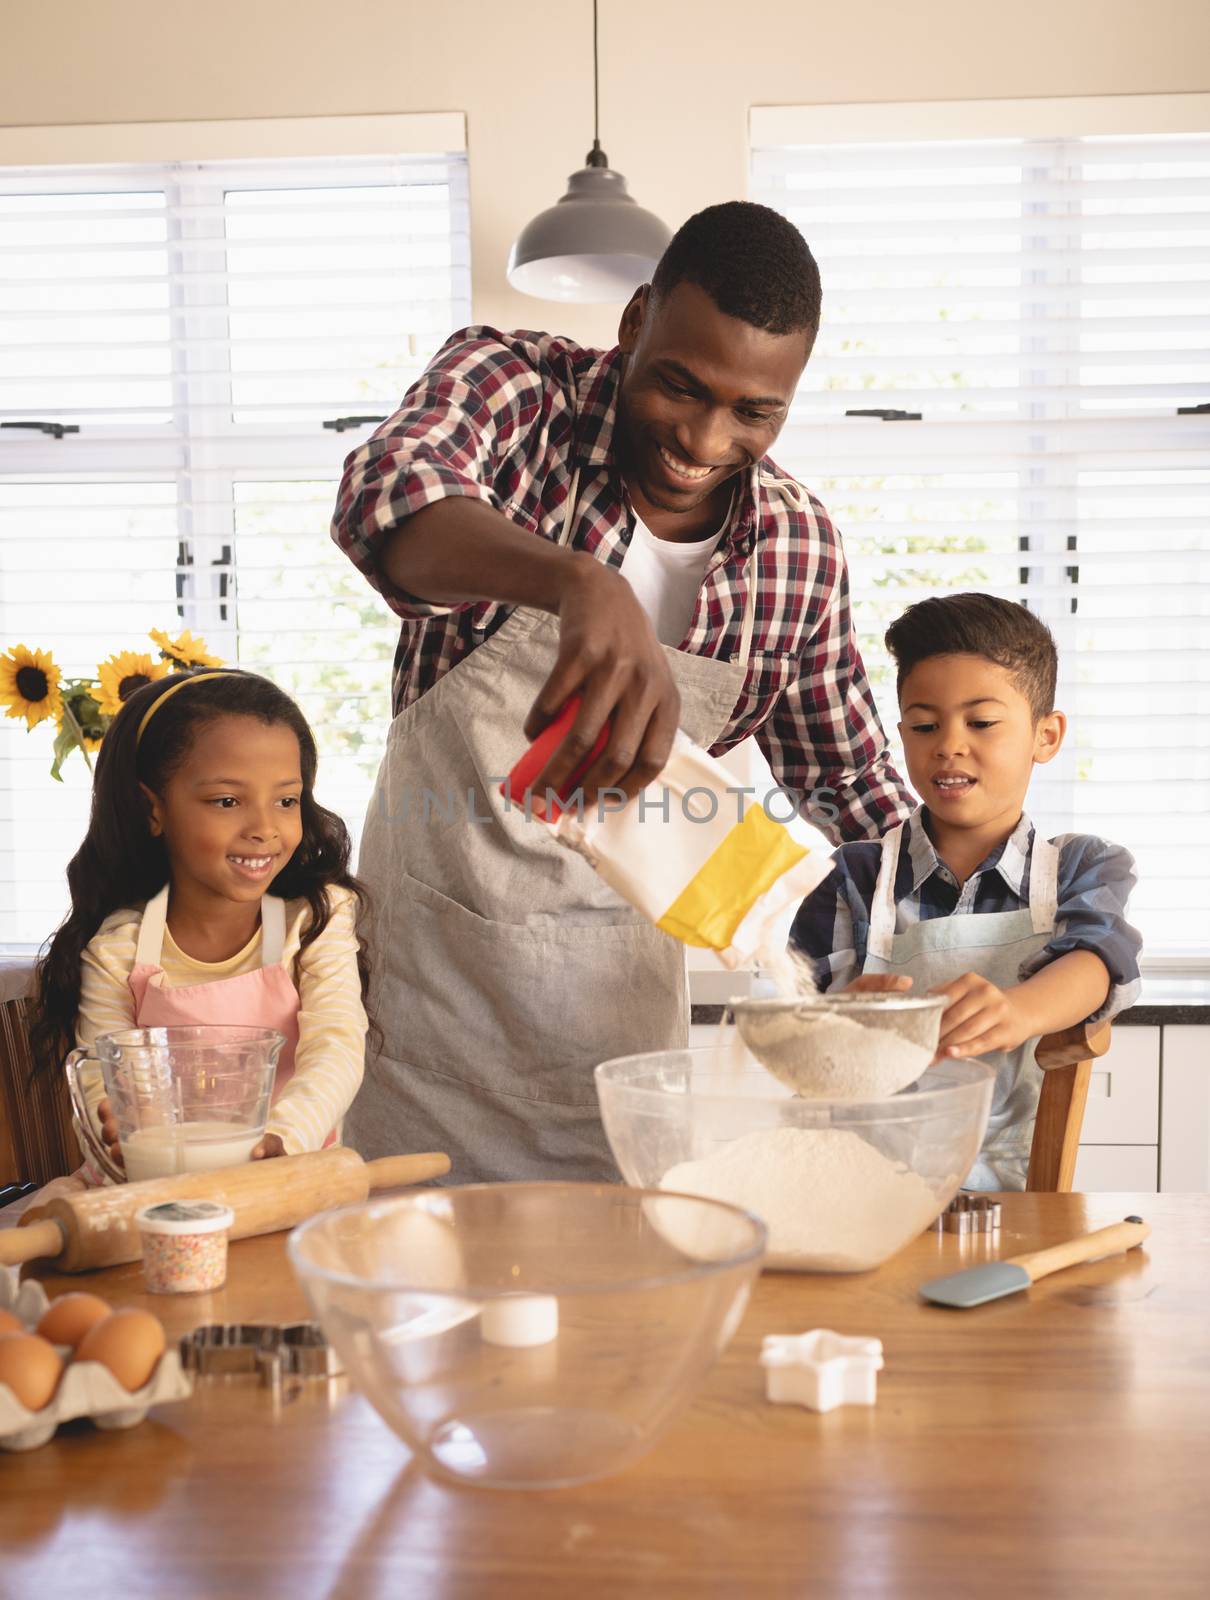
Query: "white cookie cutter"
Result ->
[[760, 1329, 884, 1413]]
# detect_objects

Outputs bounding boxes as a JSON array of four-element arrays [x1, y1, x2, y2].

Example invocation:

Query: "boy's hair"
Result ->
[[651, 200, 821, 337], [31, 668, 377, 1077], [884, 593, 1058, 721]]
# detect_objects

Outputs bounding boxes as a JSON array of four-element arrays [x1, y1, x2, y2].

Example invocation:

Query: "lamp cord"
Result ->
[[587, 0, 608, 167]]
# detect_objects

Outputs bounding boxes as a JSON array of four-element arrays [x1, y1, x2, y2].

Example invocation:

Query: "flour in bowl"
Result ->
[[660, 1126, 943, 1272]]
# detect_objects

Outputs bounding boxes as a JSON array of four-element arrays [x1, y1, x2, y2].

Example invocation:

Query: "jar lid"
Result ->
[[134, 1199, 235, 1236]]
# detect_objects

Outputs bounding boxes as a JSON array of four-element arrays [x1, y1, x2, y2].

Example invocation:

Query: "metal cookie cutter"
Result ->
[[933, 1193, 1002, 1233], [179, 1323, 343, 1387]]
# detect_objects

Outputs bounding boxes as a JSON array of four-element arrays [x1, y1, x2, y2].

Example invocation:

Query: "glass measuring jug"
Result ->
[[64, 1025, 283, 1184]]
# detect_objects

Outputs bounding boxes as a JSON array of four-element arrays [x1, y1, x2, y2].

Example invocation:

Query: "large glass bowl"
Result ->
[[288, 1182, 765, 1490], [596, 1048, 995, 1273]]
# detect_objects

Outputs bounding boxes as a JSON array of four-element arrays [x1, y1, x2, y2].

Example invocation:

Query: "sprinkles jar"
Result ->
[[135, 1200, 236, 1294]]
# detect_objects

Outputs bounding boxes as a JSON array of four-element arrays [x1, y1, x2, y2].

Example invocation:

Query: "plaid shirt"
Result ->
[[790, 810, 1143, 1022], [331, 326, 914, 842]]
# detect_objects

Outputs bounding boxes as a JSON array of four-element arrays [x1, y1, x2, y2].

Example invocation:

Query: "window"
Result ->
[[750, 101, 1210, 962], [0, 139, 470, 943]]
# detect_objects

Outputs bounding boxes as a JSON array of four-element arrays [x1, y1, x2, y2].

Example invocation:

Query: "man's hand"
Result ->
[[843, 974, 913, 995], [252, 1133, 287, 1160], [929, 973, 1035, 1057], [527, 554, 681, 808], [378, 499, 681, 808], [97, 1097, 123, 1169]]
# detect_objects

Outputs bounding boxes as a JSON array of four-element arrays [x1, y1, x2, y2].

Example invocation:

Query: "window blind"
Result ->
[[750, 130, 1210, 960], [0, 152, 470, 944]]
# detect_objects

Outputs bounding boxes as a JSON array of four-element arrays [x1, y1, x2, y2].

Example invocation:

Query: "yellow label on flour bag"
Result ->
[[549, 733, 836, 967]]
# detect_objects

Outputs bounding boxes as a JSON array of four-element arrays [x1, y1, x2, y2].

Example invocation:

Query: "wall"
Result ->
[[1, 0, 1207, 347]]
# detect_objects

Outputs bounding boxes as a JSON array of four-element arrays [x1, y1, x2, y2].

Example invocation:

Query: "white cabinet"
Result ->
[[1073, 1145, 1158, 1192], [1071, 1027, 1160, 1192], [1159, 1027, 1210, 1190], [1078, 1027, 1160, 1145]]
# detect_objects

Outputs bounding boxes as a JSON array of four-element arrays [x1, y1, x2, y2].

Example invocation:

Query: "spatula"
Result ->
[[920, 1215, 1149, 1309]]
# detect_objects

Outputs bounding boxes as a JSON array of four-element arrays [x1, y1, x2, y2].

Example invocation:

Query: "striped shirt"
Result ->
[[790, 810, 1143, 1022], [76, 885, 367, 1161], [330, 326, 913, 843]]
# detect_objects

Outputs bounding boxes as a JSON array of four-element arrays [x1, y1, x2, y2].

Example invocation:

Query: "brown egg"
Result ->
[[0, 1331, 63, 1411], [0, 1309, 24, 1336], [76, 1308, 166, 1392], [37, 1291, 112, 1349]]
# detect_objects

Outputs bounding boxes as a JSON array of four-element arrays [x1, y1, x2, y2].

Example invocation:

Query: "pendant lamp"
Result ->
[[506, 0, 672, 303]]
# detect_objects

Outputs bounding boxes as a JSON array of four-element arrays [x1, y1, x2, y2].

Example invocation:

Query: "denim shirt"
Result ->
[[790, 810, 1142, 1022]]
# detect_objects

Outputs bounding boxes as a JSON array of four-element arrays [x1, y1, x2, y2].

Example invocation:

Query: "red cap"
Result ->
[[499, 695, 611, 820]]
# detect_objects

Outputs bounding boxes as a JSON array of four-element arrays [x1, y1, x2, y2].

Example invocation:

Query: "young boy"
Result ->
[[790, 592, 1142, 1189]]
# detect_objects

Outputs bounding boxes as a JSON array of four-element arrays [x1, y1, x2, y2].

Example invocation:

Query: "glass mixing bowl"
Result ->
[[288, 1182, 765, 1490], [596, 1048, 995, 1273]]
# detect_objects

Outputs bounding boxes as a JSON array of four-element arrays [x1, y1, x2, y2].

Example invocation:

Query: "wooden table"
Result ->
[[3, 1192, 1207, 1599]]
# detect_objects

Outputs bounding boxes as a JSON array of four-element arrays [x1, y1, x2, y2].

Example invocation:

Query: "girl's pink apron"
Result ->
[[128, 885, 335, 1147]]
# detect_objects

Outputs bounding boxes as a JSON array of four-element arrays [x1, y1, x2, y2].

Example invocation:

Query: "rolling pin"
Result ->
[[0, 1147, 450, 1273]]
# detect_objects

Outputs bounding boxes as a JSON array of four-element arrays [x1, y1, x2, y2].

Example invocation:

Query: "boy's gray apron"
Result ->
[[861, 821, 1060, 1190], [347, 466, 772, 1183]]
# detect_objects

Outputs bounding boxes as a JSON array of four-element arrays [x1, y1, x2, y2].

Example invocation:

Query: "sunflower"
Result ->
[[96, 651, 169, 717], [149, 627, 223, 669], [0, 644, 63, 730]]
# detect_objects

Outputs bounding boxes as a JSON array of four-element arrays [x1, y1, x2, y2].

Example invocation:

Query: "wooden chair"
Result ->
[[0, 968, 77, 1189], [1026, 1018, 1113, 1192]]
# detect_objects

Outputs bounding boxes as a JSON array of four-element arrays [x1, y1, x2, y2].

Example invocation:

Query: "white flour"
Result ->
[[737, 1008, 932, 1099], [661, 1126, 943, 1271]]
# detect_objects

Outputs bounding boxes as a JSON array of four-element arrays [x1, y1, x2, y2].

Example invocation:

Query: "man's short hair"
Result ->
[[651, 201, 821, 337], [884, 592, 1059, 721]]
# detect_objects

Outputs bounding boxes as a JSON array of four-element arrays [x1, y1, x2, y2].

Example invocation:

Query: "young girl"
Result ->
[[32, 668, 373, 1178]]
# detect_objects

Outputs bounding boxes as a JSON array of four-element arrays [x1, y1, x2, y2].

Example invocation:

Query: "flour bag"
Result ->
[[501, 698, 836, 969]]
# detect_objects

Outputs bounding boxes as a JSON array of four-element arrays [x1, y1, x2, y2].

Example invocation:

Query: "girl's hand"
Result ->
[[843, 974, 913, 995], [929, 973, 1033, 1057], [97, 1098, 124, 1169], [251, 1133, 287, 1160]]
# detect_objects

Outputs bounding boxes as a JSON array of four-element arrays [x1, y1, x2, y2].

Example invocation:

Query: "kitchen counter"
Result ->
[[3, 1191, 1206, 1598], [691, 972, 1210, 1027]]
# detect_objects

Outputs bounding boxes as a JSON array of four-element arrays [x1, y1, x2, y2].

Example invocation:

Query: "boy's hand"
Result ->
[[252, 1133, 287, 1160], [97, 1097, 124, 1168], [843, 974, 914, 995], [929, 974, 1034, 1057]]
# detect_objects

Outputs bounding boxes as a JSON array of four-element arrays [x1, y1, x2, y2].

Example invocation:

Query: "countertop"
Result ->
[[2, 1191, 1205, 1599], [692, 973, 1210, 1028]]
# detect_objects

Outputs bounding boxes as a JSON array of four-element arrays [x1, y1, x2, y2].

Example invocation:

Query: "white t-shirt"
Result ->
[[618, 508, 730, 647]]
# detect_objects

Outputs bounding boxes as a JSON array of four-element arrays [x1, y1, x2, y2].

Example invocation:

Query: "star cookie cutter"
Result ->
[[760, 1329, 884, 1413]]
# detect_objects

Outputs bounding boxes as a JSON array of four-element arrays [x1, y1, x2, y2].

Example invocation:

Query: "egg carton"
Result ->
[[0, 1266, 193, 1451]]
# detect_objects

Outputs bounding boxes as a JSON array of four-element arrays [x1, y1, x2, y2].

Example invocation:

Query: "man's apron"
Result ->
[[861, 821, 1060, 1190], [347, 467, 769, 1182]]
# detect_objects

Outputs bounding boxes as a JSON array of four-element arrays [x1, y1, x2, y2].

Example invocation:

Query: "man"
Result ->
[[331, 200, 913, 1182]]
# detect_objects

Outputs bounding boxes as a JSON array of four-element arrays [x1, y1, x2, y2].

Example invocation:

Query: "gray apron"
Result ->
[[862, 821, 1060, 1190], [347, 467, 761, 1182]]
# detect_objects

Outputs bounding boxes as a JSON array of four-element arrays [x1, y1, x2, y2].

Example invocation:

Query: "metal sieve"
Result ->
[[727, 993, 947, 1100]]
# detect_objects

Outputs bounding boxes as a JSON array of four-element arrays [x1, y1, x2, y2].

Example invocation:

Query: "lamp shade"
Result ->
[[507, 165, 673, 304]]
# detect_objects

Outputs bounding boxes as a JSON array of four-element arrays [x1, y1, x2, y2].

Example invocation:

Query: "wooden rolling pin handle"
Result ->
[[1007, 1217, 1150, 1282], [364, 1151, 450, 1190], [0, 1218, 65, 1267]]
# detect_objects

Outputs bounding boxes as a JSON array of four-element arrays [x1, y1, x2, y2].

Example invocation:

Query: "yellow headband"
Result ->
[[135, 671, 233, 746]]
